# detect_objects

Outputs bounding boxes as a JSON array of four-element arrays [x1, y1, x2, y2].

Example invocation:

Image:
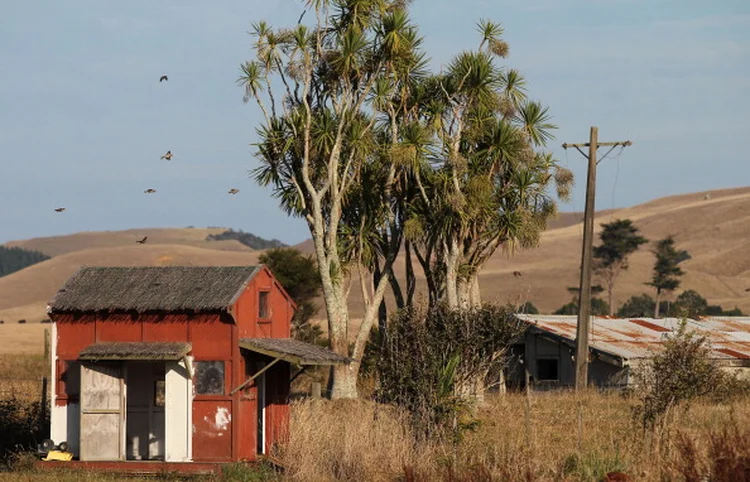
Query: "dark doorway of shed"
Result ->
[[125, 362, 166, 460], [256, 361, 266, 455]]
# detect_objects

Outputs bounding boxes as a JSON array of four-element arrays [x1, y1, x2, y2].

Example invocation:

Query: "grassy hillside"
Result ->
[[3, 227, 253, 257], [0, 244, 262, 325], [2, 187, 750, 344], [344, 186, 750, 316]]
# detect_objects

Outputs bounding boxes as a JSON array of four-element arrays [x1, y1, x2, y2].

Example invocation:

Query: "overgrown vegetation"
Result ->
[[0, 397, 48, 465], [258, 248, 324, 345], [0, 246, 50, 277], [276, 392, 750, 482], [632, 320, 747, 430], [376, 304, 524, 441], [206, 229, 286, 250]]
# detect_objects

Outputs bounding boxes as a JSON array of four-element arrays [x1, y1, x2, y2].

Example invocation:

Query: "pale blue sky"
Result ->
[[1, 0, 748, 245]]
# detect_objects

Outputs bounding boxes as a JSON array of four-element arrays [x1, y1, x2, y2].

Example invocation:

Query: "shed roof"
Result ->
[[516, 314, 750, 362], [240, 338, 349, 365], [48, 266, 261, 312], [79, 341, 192, 361]]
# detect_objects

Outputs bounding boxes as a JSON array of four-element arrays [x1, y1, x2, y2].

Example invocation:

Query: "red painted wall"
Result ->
[[51, 265, 296, 463]]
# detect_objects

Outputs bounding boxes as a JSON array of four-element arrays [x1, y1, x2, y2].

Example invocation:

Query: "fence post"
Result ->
[[44, 328, 50, 365], [41, 376, 49, 438], [311, 382, 321, 399]]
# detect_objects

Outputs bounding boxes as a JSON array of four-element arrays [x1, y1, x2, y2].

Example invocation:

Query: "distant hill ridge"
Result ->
[[2, 186, 750, 326]]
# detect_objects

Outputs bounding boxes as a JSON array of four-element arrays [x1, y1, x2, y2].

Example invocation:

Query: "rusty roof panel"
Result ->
[[515, 315, 750, 361]]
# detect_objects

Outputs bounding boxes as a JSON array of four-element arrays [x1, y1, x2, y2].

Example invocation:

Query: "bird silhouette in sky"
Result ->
[[144, 188, 157, 194], [136, 236, 148, 244], [160, 151, 172, 161], [159, 75, 168, 82], [54, 208, 66, 213], [513, 271, 522, 277], [228, 188, 239, 195]]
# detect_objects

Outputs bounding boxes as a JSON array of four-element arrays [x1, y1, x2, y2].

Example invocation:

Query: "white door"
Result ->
[[79, 363, 125, 461]]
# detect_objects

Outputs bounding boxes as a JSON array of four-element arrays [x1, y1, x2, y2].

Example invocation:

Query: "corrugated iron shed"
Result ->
[[515, 315, 750, 361]]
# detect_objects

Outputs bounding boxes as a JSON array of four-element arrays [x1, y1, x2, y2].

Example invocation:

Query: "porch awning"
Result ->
[[239, 338, 349, 366], [79, 341, 192, 361]]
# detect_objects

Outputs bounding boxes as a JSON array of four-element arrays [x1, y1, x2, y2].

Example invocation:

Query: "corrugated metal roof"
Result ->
[[515, 315, 750, 361]]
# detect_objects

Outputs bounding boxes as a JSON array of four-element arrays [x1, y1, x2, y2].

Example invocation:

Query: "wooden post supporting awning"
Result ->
[[230, 338, 349, 395]]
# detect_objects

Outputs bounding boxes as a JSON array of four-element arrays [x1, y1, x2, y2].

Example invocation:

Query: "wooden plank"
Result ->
[[80, 363, 123, 461], [81, 364, 122, 411], [80, 413, 121, 461]]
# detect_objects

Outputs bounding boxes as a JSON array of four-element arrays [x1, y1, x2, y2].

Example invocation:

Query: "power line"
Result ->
[[562, 127, 633, 391]]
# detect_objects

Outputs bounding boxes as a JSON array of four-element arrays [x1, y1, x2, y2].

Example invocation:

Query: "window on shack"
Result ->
[[195, 360, 225, 395], [258, 291, 270, 319], [537, 358, 559, 381]]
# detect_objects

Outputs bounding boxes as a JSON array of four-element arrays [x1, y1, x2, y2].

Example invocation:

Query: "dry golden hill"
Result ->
[[4, 227, 252, 257], [342, 186, 750, 316], [2, 186, 750, 335], [0, 244, 261, 324]]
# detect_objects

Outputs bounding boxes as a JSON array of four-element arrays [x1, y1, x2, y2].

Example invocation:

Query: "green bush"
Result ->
[[0, 397, 49, 464], [376, 303, 524, 442], [632, 321, 747, 430]]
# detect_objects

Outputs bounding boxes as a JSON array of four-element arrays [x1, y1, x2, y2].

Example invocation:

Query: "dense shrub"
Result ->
[[0, 397, 48, 464], [632, 320, 747, 430], [376, 303, 524, 441], [554, 297, 609, 316]]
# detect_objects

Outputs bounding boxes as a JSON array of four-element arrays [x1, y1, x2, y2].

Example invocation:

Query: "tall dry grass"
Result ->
[[278, 390, 750, 482]]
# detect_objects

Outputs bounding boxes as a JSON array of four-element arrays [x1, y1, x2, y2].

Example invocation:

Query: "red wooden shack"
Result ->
[[46, 265, 344, 468]]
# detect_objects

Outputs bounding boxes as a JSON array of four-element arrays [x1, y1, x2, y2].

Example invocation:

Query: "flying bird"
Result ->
[[136, 236, 148, 244], [144, 188, 157, 194], [513, 271, 522, 278], [159, 75, 168, 82], [228, 188, 240, 195], [54, 208, 66, 213], [160, 150, 172, 161]]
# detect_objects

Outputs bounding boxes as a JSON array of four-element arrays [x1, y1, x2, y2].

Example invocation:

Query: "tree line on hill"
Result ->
[[545, 218, 744, 318], [0, 246, 50, 277], [205, 228, 287, 250]]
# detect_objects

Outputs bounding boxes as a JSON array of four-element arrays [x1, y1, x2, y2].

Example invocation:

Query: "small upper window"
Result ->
[[259, 291, 270, 319]]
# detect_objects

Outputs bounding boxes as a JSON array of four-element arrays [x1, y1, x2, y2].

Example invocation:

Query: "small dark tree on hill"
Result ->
[[554, 297, 609, 316], [647, 235, 690, 318], [593, 219, 648, 316], [258, 248, 323, 345], [617, 294, 656, 318]]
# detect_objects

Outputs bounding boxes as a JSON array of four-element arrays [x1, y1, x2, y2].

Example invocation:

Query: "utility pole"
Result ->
[[563, 127, 632, 390]]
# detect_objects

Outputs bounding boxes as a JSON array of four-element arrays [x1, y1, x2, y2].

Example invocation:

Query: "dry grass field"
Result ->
[[0, 324, 48, 356], [280, 391, 750, 482]]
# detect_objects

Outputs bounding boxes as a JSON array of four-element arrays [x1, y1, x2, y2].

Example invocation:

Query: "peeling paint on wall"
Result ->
[[203, 406, 231, 432]]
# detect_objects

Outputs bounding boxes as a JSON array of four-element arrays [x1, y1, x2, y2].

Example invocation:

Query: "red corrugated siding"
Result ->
[[192, 400, 233, 461]]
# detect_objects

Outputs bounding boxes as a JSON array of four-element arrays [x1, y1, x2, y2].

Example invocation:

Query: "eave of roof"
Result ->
[[239, 338, 349, 366], [78, 341, 192, 361]]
